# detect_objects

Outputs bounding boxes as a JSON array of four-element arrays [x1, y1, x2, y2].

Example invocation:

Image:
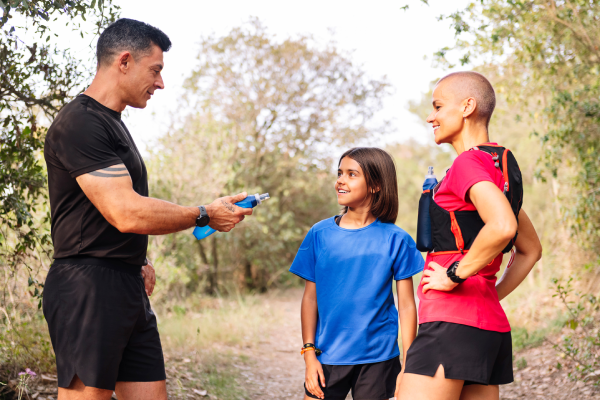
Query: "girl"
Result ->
[[397, 72, 542, 400], [289, 147, 424, 400]]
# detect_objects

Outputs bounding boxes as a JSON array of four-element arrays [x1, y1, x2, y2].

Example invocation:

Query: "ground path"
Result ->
[[164, 289, 599, 400]]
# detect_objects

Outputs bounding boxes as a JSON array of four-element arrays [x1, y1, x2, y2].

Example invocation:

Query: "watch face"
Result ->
[[197, 215, 209, 227], [196, 206, 210, 227]]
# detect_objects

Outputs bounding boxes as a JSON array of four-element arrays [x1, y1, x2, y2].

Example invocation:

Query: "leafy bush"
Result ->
[[550, 277, 600, 383]]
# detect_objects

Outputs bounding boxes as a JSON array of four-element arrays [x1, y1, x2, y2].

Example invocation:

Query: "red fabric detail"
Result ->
[[507, 248, 516, 269], [421, 142, 511, 332], [449, 211, 465, 252], [423, 189, 430, 193], [430, 250, 468, 256], [502, 149, 510, 191]]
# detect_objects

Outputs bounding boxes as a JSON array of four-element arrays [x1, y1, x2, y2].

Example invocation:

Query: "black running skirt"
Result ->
[[404, 321, 513, 386]]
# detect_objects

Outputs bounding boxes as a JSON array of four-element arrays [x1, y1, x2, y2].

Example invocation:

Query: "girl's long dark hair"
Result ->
[[338, 147, 399, 224]]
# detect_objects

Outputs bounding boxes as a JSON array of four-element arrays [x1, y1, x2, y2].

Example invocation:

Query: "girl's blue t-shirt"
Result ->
[[289, 217, 424, 365]]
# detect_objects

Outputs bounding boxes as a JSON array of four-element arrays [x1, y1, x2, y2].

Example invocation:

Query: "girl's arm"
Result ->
[[301, 280, 325, 399], [495, 209, 542, 300], [394, 277, 418, 399], [423, 181, 518, 293], [397, 278, 417, 365]]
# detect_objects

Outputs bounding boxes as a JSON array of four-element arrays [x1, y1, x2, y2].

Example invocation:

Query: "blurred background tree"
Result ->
[[434, 0, 600, 265], [423, 0, 600, 376], [1, 1, 599, 393], [146, 19, 390, 296], [0, 0, 119, 380]]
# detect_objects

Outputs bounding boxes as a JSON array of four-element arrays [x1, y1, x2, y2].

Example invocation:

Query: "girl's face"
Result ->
[[336, 157, 370, 208], [426, 80, 465, 144]]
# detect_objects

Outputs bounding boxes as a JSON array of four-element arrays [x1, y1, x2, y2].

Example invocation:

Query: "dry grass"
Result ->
[[156, 292, 283, 400], [157, 292, 281, 351]]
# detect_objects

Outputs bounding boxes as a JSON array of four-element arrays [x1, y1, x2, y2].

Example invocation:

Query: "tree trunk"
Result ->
[[244, 259, 255, 291], [197, 240, 210, 293], [208, 235, 219, 295]]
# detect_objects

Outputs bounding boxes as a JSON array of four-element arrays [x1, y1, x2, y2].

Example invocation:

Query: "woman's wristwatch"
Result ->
[[446, 261, 467, 284]]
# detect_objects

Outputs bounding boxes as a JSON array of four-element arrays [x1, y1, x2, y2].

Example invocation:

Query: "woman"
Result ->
[[396, 71, 542, 400]]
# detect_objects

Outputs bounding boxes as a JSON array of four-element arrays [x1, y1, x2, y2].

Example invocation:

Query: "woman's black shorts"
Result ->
[[304, 356, 401, 400], [43, 258, 166, 391], [404, 321, 513, 386]]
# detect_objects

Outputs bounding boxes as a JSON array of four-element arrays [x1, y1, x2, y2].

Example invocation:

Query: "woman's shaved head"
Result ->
[[436, 71, 496, 127]]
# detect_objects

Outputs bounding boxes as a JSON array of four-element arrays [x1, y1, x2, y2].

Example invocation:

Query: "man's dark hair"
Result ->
[[338, 147, 399, 224], [96, 18, 171, 67]]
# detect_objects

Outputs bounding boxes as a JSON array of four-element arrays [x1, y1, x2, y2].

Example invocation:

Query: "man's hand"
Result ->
[[422, 262, 459, 294], [141, 259, 156, 296], [205, 192, 253, 232], [304, 353, 325, 399]]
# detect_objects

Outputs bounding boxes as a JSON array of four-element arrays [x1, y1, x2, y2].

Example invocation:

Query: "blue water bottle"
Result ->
[[416, 167, 437, 252], [193, 193, 270, 240]]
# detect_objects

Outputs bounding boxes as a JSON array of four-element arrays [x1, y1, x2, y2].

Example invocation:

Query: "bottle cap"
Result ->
[[257, 193, 270, 204]]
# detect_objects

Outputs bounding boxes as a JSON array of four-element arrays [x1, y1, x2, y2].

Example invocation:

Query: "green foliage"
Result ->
[[0, 0, 119, 379], [0, 0, 119, 270], [147, 19, 390, 295], [550, 277, 600, 382], [435, 0, 600, 257]]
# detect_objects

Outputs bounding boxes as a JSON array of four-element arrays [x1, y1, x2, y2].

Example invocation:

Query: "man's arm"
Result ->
[[495, 209, 542, 300], [76, 164, 252, 235]]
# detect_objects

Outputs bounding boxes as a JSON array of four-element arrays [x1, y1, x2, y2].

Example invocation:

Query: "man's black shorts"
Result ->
[[304, 357, 401, 400], [43, 257, 166, 390]]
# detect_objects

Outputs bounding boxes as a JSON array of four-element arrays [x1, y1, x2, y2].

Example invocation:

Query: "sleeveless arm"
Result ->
[[453, 180, 518, 278], [495, 209, 542, 300], [422, 180, 517, 293]]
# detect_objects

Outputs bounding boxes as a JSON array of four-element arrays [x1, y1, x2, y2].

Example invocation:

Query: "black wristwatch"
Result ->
[[196, 206, 210, 227], [446, 261, 467, 284]]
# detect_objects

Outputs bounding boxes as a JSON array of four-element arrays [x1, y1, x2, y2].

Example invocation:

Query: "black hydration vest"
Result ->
[[420, 145, 523, 254]]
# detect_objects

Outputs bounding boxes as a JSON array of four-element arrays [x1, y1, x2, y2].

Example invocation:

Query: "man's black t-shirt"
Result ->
[[44, 94, 148, 265]]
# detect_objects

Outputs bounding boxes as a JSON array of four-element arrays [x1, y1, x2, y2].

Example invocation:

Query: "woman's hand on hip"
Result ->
[[304, 352, 325, 399], [422, 262, 458, 294]]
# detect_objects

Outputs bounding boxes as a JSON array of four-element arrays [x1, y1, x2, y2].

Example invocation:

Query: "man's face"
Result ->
[[122, 44, 164, 109], [426, 80, 465, 144]]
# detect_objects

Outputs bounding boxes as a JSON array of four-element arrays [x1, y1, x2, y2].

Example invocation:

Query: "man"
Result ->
[[43, 18, 252, 400]]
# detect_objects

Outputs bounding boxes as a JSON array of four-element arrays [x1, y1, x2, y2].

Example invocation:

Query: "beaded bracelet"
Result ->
[[301, 343, 322, 356]]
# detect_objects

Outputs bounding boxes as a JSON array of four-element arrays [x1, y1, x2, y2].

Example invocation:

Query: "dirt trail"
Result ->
[[236, 290, 600, 400], [236, 291, 306, 399]]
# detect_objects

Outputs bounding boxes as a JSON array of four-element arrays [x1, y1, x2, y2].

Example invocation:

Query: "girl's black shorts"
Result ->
[[304, 356, 401, 400], [404, 321, 513, 386], [43, 258, 166, 391]]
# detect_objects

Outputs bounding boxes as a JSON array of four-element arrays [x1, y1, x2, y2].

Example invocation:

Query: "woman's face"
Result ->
[[336, 157, 370, 209], [426, 80, 465, 144]]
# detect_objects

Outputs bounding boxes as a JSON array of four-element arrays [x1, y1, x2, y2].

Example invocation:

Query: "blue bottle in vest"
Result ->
[[416, 167, 437, 252], [193, 193, 270, 240]]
